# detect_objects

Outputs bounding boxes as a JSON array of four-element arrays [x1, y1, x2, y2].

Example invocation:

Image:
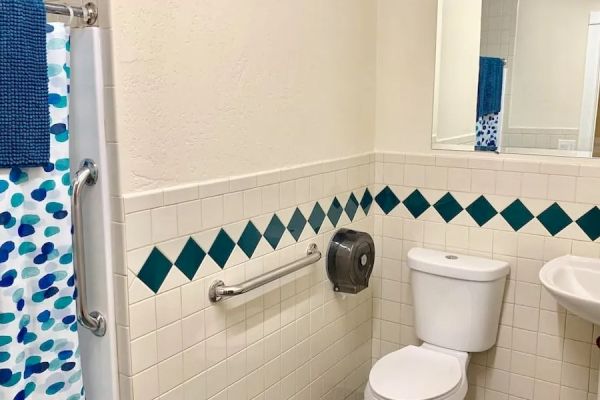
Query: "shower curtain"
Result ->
[[475, 113, 500, 151], [0, 23, 84, 400]]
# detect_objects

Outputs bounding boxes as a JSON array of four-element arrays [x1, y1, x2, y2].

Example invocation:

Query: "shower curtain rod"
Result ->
[[45, 1, 98, 25]]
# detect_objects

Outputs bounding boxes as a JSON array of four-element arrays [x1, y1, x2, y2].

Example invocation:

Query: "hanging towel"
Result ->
[[0, 0, 50, 168], [477, 57, 504, 119], [0, 23, 84, 400]]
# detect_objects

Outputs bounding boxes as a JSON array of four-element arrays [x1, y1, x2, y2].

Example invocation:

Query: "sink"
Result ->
[[539, 255, 600, 325]]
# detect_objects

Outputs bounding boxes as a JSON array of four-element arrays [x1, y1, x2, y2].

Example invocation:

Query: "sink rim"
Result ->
[[539, 254, 600, 317]]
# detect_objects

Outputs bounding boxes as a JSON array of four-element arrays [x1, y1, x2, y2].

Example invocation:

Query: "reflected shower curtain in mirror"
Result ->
[[0, 23, 85, 399], [475, 57, 504, 152]]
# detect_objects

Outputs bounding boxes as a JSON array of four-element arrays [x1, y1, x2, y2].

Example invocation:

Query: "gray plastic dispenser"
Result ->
[[327, 228, 375, 294]]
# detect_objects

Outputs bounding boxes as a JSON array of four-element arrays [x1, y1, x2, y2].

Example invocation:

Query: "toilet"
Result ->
[[365, 248, 510, 400]]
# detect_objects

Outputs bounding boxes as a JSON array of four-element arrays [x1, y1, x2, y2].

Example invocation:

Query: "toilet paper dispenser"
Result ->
[[327, 228, 375, 294]]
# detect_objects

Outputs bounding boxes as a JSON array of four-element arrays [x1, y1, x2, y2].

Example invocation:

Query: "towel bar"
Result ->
[[71, 159, 106, 336], [209, 243, 322, 303]]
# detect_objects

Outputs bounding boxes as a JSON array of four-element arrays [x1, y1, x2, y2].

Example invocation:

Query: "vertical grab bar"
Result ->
[[71, 159, 106, 337]]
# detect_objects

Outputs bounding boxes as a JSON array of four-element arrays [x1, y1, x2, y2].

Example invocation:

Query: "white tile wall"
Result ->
[[113, 154, 375, 400], [372, 152, 600, 400], [113, 150, 600, 400]]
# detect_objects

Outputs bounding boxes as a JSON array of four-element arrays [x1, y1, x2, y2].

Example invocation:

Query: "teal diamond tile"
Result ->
[[345, 193, 359, 221], [208, 229, 236, 269], [287, 208, 307, 242], [237, 221, 262, 258], [501, 199, 534, 231], [174, 238, 206, 280], [308, 203, 326, 234], [537, 203, 572, 236], [466, 196, 497, 226], [433, 192, 463, 222], [138, 248, 173, 293], [264, 215, 286, 249], [576, 207, 600, 241], [327, 197, 344, 226], [360, 188, 373, 214], [403, 190, 430, 219], [375, 186, 400, 215]]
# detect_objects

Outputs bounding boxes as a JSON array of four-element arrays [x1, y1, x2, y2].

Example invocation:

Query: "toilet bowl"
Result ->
[[364, 344, 469, 400], [365, 248, 510, 400]]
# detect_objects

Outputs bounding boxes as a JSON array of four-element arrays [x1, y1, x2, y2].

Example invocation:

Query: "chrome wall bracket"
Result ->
[[83, 2, 99, 25]]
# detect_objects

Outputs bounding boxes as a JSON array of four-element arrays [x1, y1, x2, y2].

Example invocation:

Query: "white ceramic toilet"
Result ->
[[365, 248, 510, 400]]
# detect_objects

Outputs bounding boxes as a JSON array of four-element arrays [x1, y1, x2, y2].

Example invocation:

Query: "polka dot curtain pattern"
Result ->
[[0, 24, 85, 400]]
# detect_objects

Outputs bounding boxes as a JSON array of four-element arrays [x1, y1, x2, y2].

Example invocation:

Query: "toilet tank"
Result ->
[[407, 248, 510, 352]]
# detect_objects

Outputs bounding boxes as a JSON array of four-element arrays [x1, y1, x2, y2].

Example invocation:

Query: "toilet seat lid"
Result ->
[[369, 345, 462, 400]]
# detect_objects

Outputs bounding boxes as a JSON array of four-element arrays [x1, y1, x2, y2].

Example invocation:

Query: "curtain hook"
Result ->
[[66, 4, 75, 26]]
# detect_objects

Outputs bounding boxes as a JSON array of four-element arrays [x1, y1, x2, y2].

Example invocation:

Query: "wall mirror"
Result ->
[[432, 0, 600, 158]]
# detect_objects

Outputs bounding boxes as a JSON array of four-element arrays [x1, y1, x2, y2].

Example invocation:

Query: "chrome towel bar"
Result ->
[[71, 159, 106, 336], [209, 243, 322, 303]]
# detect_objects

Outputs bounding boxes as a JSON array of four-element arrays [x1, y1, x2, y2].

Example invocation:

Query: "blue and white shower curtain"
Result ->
[[0, 24, 84, 400], [475, 113, 499, 151]]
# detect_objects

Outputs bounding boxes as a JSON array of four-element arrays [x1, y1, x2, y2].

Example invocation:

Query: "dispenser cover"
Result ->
[[327, 228, 375, 294]]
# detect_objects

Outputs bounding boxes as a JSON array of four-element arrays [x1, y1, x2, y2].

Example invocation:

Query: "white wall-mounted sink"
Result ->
[[539, 255, 600, 325]]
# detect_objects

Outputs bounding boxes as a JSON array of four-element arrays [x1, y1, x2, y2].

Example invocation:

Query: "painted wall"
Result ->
[[432, 0, 481, 141], [108, 0, 376, 193], [375, 0, 437, 154]]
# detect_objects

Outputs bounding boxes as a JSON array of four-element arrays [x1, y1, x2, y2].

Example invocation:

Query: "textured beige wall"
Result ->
[[109, 0, 376, 193], [374, 0, 438, 154], [433, 0, 481, 141]]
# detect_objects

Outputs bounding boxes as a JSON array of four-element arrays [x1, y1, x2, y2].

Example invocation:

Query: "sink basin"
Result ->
[[539, 255, 600, 325]]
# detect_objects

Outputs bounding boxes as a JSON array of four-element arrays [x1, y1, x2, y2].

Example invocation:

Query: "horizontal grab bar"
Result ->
[[209, 243, 322, 303], [71, 159, 106, 336]]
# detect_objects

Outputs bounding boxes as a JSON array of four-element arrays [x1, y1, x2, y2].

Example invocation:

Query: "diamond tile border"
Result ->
[[500, 200, 533, 231], [434, 193, 463, 223], [576, 207, 600, 241], [372, 186, 599, 241], [237, 221, 262, 259], [466, 195, 498, 227], [136, 188, 373, 293], [537, 203, 573, 237], [135, 184, 600, 293]]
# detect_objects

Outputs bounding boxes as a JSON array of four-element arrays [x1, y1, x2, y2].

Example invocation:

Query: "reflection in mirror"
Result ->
[[432, 0, 600, 158]]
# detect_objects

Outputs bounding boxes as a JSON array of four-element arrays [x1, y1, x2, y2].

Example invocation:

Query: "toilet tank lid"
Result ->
[[407, 248, 510, 282]]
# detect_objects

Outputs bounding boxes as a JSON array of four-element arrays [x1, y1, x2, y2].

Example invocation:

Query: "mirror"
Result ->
[[432, 0, 600, 158]]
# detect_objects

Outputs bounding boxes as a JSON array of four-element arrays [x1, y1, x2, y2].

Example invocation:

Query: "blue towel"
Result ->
[[0, 0, 49, 168], [477, 57, 504, 119]]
